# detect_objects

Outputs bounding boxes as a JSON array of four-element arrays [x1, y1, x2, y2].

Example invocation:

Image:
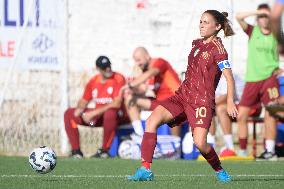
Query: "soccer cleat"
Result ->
[[71, 149, 84, 158], [91, 148, 110, 158], [216, 169, 231, 183], [256, 150, 278, 161], [128, 167, 154, 181], [237, 149, 248, 157]]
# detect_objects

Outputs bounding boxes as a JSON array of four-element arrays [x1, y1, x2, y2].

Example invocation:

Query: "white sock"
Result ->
[[265, 139, 275, 154], [207, 133, 215, 147], [132, 120, 144, 136], [223, 134, 234, 150]]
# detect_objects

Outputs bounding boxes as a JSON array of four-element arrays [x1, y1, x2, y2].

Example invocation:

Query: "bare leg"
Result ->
[[264, 110, 277, 153], [216, 103, 232, 135], [124, 94, 142, 122], [170, 126, 181, 136], [237, 106, 251, 151], [193, 127, 223, 172], [124, 95, 151, 136]]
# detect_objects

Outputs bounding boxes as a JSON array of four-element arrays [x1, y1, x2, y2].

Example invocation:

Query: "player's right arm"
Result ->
[[74, 99, 88, 117], [236, 9, 269, 31], [129, 68, 160, 89], [74, 77, 94, 117]]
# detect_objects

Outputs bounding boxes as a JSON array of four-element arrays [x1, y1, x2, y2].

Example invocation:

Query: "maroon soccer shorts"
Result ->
[[159, 94, 214, 129], [239, 75, 279, 107], [149, 99, 160, 110]]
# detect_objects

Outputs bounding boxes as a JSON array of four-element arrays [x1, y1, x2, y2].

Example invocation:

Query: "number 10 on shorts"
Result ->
[[267, 87, 279, 99], [195, 107, 207, 118]]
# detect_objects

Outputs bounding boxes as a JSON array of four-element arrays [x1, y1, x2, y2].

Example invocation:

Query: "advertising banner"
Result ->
[[0, 0, 66, 70]]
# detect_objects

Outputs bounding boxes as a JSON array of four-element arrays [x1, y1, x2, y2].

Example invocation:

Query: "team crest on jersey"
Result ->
[[92, 89, 98, 98], [202, 51, 209, 60], [107, 87, 113, 94], [194, 48, 200, 57]]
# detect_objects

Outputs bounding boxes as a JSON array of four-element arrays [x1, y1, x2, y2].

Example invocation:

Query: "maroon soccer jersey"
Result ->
[[178, 37, 228, 108]]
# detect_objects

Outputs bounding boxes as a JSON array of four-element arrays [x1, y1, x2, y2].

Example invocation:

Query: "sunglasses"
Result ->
[[257, 14, 268, 19]]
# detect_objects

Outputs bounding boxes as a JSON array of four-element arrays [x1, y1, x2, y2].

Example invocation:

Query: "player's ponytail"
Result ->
[[204, 10, 235, 37]]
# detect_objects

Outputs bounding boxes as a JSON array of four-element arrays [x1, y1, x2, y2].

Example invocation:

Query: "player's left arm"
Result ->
[[222, 68, 238, 118], [82, 76, 125, 123], [82, 96, 123, 123]]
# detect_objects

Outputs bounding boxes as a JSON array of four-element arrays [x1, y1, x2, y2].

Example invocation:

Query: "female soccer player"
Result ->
[[128, 10, 238, 183]]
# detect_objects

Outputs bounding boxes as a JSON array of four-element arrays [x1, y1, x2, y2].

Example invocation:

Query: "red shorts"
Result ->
[[159, 94, 214, 129], [149, 99, 160, 110], [239, 75, 279, 107]]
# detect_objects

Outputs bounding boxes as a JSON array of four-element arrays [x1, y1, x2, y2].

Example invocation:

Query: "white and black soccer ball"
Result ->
[[28, 146, 57, 174], [118, 140, 141, 160]]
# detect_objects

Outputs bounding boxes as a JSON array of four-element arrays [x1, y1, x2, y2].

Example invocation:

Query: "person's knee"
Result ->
[[237, 112, 248, 123], [216, 104, 227, 116], [124, 94, 134, 104], [145, 114, 161, 132], [193, 138, 206, 151], [64, 108, 74, 119], [104, 109, 118, 120]]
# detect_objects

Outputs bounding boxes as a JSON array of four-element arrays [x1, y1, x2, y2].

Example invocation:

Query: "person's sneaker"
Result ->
[[216, 169, 231, 183], [237, 149, 248, 157], [130, 133, 143, 143], [71, 149, 84, 158], [256, 150, 278, 161], [128, 167, 154, 181], [91, 148, 110, 158]]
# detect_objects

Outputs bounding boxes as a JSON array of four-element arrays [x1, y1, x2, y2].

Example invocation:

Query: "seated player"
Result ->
[[214, 74, 244, 157], [64, 56, 128, 158], [122, 47, 181, 137]]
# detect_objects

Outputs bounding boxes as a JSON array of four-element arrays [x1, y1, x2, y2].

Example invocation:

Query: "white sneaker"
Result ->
[[237, 149, 248, 157], [130, 133, 143, 143]]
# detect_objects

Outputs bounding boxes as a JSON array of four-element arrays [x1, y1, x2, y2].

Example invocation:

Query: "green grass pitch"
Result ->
[[0, 156, 284, 189]]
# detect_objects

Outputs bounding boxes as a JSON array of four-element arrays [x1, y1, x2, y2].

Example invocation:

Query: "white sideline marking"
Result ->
[[1, 174, 284, 178]]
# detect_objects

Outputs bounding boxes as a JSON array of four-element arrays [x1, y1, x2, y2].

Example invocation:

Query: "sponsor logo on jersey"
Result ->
[[107, 87, 113, 94], [194, 49, 200, 57], [92, 89, 98, 98], [94, 98, 113, 104]]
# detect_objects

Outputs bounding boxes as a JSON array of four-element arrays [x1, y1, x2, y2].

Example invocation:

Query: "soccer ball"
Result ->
[[118, 140, 141, 159], [28, 146, 57, 174]]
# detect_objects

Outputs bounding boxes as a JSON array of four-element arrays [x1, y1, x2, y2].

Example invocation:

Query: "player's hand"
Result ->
[[119, 84, 130, 97], [81, 111, 97, 124], [272, 68, 284, 76], [227, 100, 238, 118], [74, 108, 84, 117]]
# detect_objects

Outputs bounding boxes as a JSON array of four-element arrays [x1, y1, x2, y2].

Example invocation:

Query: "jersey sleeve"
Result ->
[[150, 58, 167, 74], [112, 74, 126, 98], [245, 24, 254, 38], [82, 79, 93, 101], [212, 43, 230, 71]]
